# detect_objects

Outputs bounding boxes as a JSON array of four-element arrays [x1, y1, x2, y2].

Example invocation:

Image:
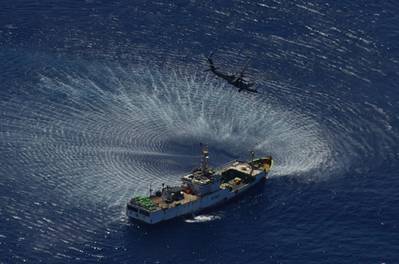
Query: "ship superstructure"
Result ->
[[126, 146, 272, 224]]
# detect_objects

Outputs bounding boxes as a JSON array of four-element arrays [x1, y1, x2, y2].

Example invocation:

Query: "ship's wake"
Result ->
[[185, 215, 222, 223]]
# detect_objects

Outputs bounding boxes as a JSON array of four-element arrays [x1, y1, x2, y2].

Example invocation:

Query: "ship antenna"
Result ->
[[200, 143, 209, 175]]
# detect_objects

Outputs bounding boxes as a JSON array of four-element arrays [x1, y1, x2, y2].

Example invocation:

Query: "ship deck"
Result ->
[[146, 160, 269, 211], [228, 163, 263, 176], [150, 192, 199, 209]]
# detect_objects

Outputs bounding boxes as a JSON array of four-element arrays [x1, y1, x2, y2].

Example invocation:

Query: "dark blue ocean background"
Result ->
[[1, 0, 399, 263]]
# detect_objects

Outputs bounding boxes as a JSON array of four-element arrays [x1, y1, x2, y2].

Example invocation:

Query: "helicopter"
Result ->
[[204, 53, 257, 93]]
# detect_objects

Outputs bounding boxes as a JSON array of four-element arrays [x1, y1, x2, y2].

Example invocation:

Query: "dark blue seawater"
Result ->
[[1, 0, 399, 263]]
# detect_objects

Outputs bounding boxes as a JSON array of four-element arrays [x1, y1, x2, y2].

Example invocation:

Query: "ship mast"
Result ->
[[200, 143, 209, 175], [249, 150, 255, 175], [250, 150, 255, 162]]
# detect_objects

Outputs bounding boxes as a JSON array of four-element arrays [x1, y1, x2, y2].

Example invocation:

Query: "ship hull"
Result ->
[[127, 172, 267, 224]]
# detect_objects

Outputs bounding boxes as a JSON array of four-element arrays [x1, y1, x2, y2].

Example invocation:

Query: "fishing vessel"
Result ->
[[126, 146, 272, 224]]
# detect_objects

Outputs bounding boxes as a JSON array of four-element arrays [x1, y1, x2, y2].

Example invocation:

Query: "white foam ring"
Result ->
[[0, 63, 337, 205]]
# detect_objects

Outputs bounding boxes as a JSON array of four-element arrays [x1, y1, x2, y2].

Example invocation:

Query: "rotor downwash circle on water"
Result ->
[[2, 58, 396, 207]]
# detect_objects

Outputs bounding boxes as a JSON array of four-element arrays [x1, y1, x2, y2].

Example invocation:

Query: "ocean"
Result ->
[[0, 0, 398, 263]]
